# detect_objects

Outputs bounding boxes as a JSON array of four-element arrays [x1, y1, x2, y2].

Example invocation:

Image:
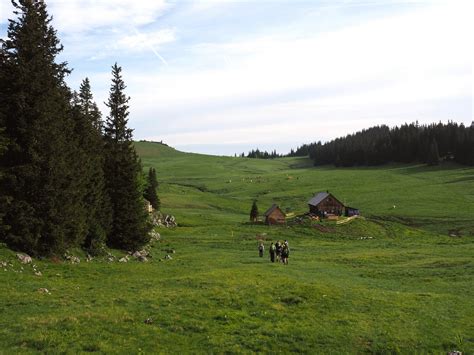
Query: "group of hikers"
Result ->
[[258, 240, 290, 265]]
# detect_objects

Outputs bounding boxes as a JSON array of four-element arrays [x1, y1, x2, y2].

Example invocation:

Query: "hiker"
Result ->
[[269, 242, 276, 262], [258, 242, 265, 257], [275, 241, 282, 262], [281, 243, 289, 265]]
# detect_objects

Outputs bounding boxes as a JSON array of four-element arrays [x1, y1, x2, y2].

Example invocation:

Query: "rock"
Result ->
[[119, 256, 129, 263], [86, 254, 93, 262], [63, 253, 80, 264], [34, 271, 42, 276], [107, 256, 115, 262], [150, 231, 161, 240], [38, 288, 50, 294], [164, 254, 172, 260], [144, 318, 153, 324], [448, 352, 462, 355], [17, 254, 32, 264], [138, 255, 148, 262], [132, 251, 142, 258]]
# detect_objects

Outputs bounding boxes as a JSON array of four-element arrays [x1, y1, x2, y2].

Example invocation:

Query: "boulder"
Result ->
[[150, 231, 161, 240], [17, 254, 32, 264]]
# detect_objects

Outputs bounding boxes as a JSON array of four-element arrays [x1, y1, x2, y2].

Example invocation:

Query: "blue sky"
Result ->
[[1, 0, 472, 155]]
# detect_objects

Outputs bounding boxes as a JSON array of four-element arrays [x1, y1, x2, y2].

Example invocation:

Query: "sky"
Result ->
[[1, 0, 472, 155]]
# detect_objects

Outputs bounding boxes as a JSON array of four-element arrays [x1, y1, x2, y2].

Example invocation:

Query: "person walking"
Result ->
[[269, 242, 276, 262], [282, 243, 289, 265], [258, 242, 265, 257], [275, 241, 282, 262]]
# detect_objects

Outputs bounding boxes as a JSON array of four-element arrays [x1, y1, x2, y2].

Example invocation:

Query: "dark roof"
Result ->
[[308, 192, 330, 206], [264, 204, 282, 217]]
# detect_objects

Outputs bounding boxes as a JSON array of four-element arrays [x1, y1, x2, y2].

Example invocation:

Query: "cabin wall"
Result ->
[[310, 196, 344, 216], [266, 211, 286, 225]]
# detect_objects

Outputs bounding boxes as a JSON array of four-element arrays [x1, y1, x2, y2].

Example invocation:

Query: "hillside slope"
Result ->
[[136, 141, 474, 234]]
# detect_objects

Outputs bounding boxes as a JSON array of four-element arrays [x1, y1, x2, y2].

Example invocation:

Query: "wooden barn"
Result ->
[[264, 204, 286, 225], [308, 192, 344, 217]]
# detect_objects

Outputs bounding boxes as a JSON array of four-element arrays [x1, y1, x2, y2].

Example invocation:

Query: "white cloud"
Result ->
[[117, 28, 175, 52], [46, 0, 169, 34], [0, 0, 15, 25], [1, 1, 169, 32]]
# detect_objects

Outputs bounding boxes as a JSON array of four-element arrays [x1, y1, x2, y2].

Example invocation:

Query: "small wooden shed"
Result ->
[[308, 192, 344, 217], [345, 206, 360, 217], [264, 204, 286, 225]]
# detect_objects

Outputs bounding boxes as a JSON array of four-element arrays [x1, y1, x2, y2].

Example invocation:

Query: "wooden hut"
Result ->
[[308, 192, 344, 217], [264, 204, 286, 225]]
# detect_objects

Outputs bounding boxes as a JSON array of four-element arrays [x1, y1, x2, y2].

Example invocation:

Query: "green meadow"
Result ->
[[1, 141, 473, 353]]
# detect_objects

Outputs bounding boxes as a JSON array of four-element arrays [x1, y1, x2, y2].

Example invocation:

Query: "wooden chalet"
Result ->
[[308, 192, 344, 217], [264, 204, 286, 225]]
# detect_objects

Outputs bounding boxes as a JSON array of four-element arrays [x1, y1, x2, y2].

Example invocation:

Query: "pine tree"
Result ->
[[73, 78, 112, 253], [427, 137, 440, 166], [250, 200, 259, 222], [103, 63, 151, 250], [144, 167, 160, 210], [0, 127, 7, 228], [0, 0, 85, 255]]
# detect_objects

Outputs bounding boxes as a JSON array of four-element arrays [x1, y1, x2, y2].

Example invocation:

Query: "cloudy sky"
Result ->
[[1, 0, 472, 155]]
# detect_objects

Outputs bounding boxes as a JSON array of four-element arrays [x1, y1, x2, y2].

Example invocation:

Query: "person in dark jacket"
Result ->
[[275, 241, 282, 262], [258, 242, 265, 257], [281, 244, 289, 265], [269, 242, 276, 262]]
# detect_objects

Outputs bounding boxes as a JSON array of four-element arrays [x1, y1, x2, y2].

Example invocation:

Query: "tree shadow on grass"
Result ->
[[393, 162, 470, 175]]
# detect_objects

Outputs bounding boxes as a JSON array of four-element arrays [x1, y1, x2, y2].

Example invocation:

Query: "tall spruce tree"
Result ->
[[427, 137, 440, 166], [0, 127, 7, 229], [72, 78, 112, 253], [0, 0, 85, 255], [144, 167, 160, 210], [103, 63, 151, 250], [250, 200, 259, 222]]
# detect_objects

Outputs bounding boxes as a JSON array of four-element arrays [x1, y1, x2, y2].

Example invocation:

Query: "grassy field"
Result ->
[[1, 141, 473, 353]]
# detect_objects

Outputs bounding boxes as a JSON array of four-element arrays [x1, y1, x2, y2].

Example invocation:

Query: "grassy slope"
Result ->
[[0, 141, 473, 353]]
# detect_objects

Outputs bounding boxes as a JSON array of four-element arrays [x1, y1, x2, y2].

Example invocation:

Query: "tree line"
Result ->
[[0, 0, 159, 256], [237, 149, 282, 159], [288, 122, 474, 167]]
